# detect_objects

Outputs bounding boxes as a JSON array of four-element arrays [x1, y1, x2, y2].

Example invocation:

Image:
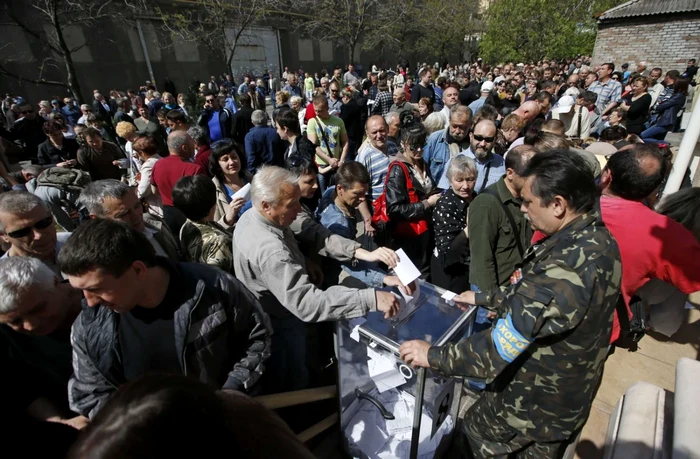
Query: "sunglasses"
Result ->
[[6, 215, 54, 238], [473, 134, 495, 143], [21, 109, 34, 114], [205, 99, 215, 104], [406, 143, 423, 151]]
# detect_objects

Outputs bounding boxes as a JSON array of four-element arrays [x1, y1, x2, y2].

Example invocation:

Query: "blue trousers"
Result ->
[[641, 125, 669, 144]]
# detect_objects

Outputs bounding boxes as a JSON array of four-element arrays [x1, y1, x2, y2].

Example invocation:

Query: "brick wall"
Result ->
[[592, 16, 700, 73]]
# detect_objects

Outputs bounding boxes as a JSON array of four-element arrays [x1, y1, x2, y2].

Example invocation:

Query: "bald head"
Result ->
[[365, 115, 388, 150], [392, 88, 406, 105], [513, 101, 540, 122], [167, 130, 195, 159]]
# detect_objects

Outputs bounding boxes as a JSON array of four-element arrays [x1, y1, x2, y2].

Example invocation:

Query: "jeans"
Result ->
[[270, 91, 276, 109], [317, 169, 336, 194], [641, 125, 669, 144]]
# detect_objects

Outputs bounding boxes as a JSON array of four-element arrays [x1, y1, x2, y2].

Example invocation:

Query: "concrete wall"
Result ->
[[592, 14, 700, 73]]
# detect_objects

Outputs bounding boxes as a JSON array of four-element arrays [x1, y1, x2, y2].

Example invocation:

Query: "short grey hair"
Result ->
[[152, 91, 161, 99], [320, 77, 329, 85], [289, 96, 303, 106], [0, 191, 50, 233], [78, 179, 131, 217], [384, 112, 399, 125], [423, 112, 445, 135], [167, 130, 190, 152], [450, 105, 473, 121], [188, 125, 210, 145], [446, 155, 478, 181], [251, 109, 268, 126], [251, 166, 299, 209], [0, 256, 57, 314], [80, 104, 91, 111]]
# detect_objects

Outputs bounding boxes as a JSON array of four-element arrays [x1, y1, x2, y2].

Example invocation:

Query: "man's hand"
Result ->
[[453, 290, 476, 311], [399, 340, 431, 368], [48, 415, 90, 430], [356, 247, 400, 268], [363, 219, 376, 237], [383, 276, 417, 296], [375, 290, 400, 319], [305, 257, 324, 286], [328, 158, 339, 168]]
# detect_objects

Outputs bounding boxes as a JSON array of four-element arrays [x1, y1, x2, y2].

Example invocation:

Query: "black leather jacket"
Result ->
[[385, 155, 435, 223]]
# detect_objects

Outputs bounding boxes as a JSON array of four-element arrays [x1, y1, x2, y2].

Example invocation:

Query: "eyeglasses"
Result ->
[[472, 134, 495, 143], [6, 215, 54, 238]]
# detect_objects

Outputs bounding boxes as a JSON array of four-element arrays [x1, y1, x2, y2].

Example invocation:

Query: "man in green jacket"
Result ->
[[400, 150, 622, 458], [467, 145, 536, 330]]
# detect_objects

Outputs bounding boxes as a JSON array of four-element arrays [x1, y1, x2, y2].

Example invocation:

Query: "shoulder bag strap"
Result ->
[[577, 106, 583, 138], [482, 188, 525, 257], [314, 116, 334, 158]]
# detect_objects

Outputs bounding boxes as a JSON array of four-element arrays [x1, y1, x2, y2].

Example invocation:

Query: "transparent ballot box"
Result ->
[[336, 281, 476, 459]]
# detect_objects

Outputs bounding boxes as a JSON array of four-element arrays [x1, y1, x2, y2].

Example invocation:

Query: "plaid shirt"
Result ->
[[372, 90, 393, 116], [588, 79, 622, 113]]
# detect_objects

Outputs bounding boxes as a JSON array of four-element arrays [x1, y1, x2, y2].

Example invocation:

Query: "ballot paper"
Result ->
[[393, 249, 421, 286], [367, 348, 407, 393], [441, 290, 457, 301], [349, 317, 367, 342], [231, 183, 251, 201]]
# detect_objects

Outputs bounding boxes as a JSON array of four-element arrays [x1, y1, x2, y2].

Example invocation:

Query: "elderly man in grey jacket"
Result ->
[[233, 166, 403, 393], [59, 218, 272, 419]]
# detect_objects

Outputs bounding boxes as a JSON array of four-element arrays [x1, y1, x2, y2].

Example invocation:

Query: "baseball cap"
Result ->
[[564, 87, 581, 97], [494, 76, 506, 84], [481, 81, 494, 92], [552, 96, 575, 114]]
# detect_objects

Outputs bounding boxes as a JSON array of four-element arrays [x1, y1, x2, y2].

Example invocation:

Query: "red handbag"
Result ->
[[372, 161, 429, 238]]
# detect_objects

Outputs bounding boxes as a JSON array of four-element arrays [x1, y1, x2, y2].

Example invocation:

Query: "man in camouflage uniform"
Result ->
[[400, 150, 622, 458]]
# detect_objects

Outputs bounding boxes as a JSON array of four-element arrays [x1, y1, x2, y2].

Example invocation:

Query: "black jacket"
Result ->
[[197, 107, 233, 141], [340, 98, 363, 144], [386, 155, 435, 223], [68, 258, 272, 418], [37, 137, 79, 166], [292, 135, 317, 162], [92, 100, 114, 127], [230, 107, 254, 146]]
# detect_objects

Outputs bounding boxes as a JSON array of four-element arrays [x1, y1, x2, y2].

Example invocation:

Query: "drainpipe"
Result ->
[[275, 28, 283, 77], [137, 20, 157, 89]]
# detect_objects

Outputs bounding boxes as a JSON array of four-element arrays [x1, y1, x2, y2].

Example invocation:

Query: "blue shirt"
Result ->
[[208, 110, 223, 142], [61, 105, 81, 126], [225, 97, 238, 114], [437, 148, 505, 193], [468, 97, 487, 114]]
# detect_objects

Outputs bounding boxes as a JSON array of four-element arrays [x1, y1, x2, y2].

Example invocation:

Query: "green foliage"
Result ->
[[480, 0, 627, 63]]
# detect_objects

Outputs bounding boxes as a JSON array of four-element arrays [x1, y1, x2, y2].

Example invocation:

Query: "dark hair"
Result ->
[[541, 80, 557, 91], [605, 144, 666, 201], [202, 89, 215, 97], [42, 120, 63, 135], [165, 109, 187, 124], [666, 70, 680, 80], [335, 161, 370, 189], [312, 94, 328, 107], [275, 109, 301, 136], [523, 119, 545, 145], [600, 126, 627, 142], [400, 122, 427, 147], [84, 126, 102, 138], [611, 71, 624, 81], [131, 134, 159, 157], [582, 90, 598, 105], [156, 108, 169, 119], [657, 188, 700, 241], [86, 113, 101, 125], [535, 91, 553, 104], [474, 103, 499, 123], [58, 218, 156, 278], [505, 145, 537, 175], [603, 62, 615, 72], [173, 175, 216, 221], [285, 154, 318, 176], [67, 374, 235, 459], [209, 139, 245, 182], [239, 93, 252, 107], [674, 78, 690, 95], [522, 149, 596, 213]]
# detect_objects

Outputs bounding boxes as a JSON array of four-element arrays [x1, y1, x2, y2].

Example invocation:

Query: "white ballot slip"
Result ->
[[231, 183, 251, 201], [441, 290, 457, 302], [348, 317, 367, 342], [393, 249, 421, 286]]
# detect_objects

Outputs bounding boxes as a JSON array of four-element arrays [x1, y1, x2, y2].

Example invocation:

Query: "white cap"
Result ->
[[517, 63, 524, 67], [494, 76, 506, 84], [481, 81, 494, 92], [552, 96, 575, 114], [564, 87, 581, 97]]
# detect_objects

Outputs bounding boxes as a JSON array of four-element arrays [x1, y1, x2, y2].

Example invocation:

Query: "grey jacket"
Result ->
[[232, 207, 377, 322], [68, 259, 272, 418]]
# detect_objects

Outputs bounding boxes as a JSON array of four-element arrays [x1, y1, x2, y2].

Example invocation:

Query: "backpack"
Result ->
[[36, 167, 92, 192]]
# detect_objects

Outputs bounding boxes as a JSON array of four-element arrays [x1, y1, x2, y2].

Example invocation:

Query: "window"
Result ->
[[298, 39, 313, 61]]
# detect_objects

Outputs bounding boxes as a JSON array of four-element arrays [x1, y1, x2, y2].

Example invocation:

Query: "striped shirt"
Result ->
[[588, 79, 622, 113], [356, 141, 390, 202]]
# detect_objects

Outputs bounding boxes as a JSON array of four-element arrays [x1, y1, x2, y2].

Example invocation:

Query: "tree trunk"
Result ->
[[349, 41, 356, 66], [50, 10, 84, 103]]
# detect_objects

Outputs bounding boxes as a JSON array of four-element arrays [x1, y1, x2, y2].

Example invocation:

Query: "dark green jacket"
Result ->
[[468, 176, 532, 290], [428, 211, 622, 442]]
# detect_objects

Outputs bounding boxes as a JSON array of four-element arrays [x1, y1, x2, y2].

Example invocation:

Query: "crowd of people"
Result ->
[[0, 53, 699, 458]]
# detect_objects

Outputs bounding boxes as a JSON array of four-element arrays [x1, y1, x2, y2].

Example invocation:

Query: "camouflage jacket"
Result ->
[[428, 210, 622, 441], [179, 220, 234, 274]]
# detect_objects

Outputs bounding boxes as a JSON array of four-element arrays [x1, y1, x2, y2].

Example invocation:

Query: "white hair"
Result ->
[[423, 112, 445, 135], [0, 191, 50, 233], [384, 112, 399, 125], [446, 155, 478, 181], [251, 166, 299, 209], [0, 257, 57, 314], [78, 179, 131, 217], [251, 109, 268, 126]]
